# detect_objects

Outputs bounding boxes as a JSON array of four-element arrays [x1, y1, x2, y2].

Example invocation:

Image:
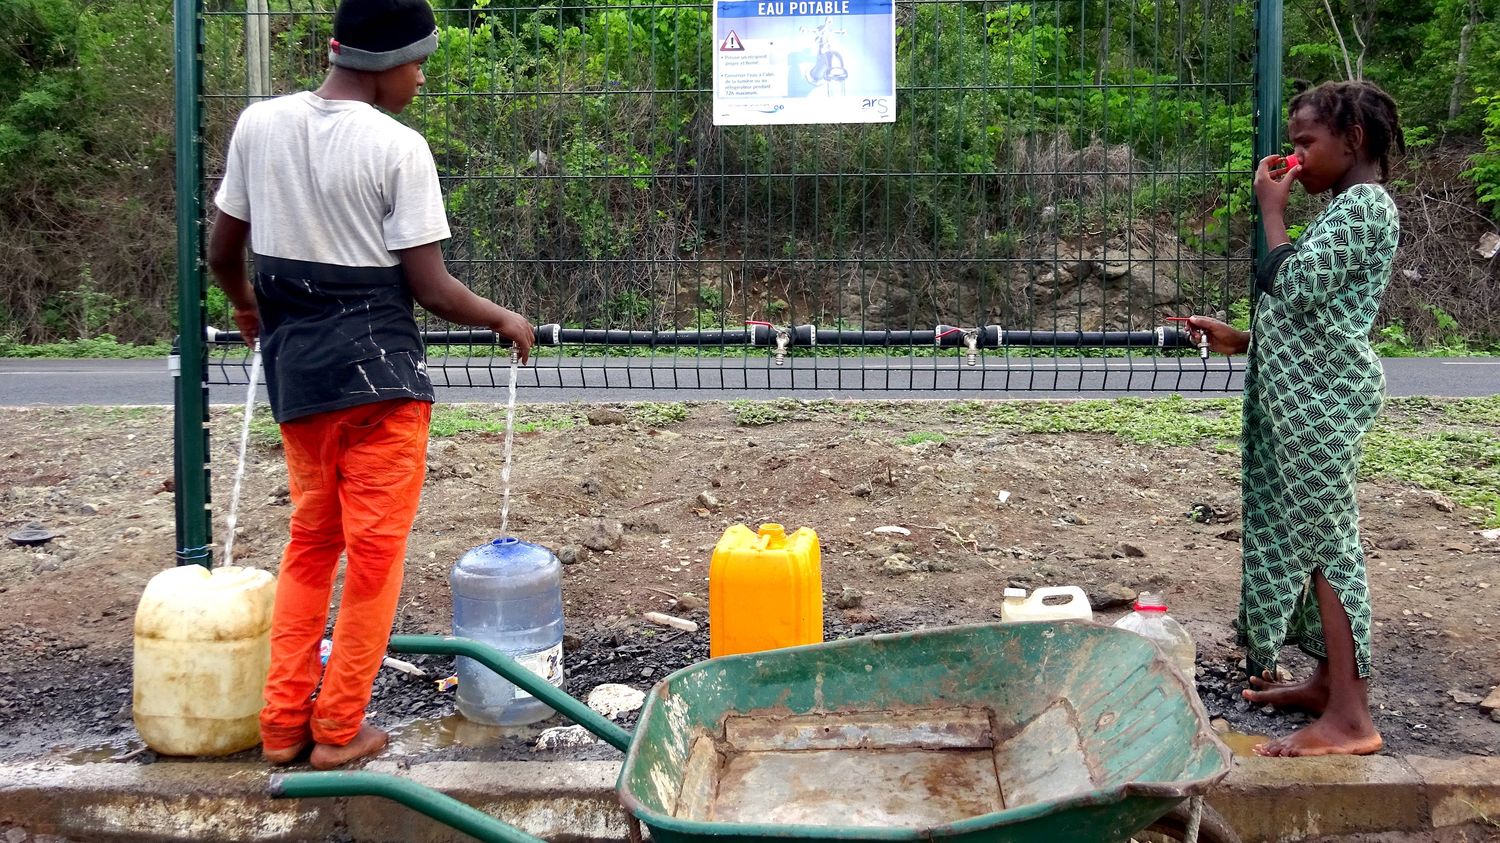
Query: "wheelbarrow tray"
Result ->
[[618, 622, 1230, 843]]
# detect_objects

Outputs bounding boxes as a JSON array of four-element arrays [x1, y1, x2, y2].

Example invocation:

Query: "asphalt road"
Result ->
[[1, 356, 1496, 406]]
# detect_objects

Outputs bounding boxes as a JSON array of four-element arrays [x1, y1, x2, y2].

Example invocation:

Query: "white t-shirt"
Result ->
[[213, 91, 451, 266]]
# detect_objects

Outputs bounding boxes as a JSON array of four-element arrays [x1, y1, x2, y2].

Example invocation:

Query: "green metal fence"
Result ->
[[173, 0, 1279, 561]]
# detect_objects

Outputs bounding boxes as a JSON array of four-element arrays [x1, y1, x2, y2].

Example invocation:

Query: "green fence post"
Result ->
[[1252, 0, 1285, 273], [173, 0, 212, 567]]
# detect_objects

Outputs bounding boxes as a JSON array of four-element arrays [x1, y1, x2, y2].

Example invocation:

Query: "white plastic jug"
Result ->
[[1000, 586, 1094, 623], [133, 565, 276, 756]]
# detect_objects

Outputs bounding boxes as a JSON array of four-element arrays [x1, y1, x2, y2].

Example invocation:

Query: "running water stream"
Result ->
[[222, 342, 262, 566], [499, 347, 518, 537]]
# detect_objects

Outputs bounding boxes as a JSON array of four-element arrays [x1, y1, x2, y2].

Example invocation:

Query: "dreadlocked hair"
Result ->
[[1288, 80, 1406, 181]]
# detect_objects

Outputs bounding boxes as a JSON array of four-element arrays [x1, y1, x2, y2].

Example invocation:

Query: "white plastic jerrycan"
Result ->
[[133, 564, 276, 756], [1000, 586, 1094, 623]]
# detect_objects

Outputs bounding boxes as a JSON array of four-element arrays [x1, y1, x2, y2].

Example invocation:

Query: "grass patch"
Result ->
[[982, 396, 1243, 447], [429, 405, 578, 437], [899, 431, 948, 446], [730, 398, 796, 426], [631, 402, 690, 427], [1362, 428, 1500, 525], [0, 335, 172, 359]]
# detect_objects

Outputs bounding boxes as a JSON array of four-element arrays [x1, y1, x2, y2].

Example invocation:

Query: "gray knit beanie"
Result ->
[[328, 0, 439, 71]]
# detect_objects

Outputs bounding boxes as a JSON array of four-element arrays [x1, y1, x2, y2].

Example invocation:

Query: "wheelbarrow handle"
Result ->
[[270, 771, 546, 843], [388, 634, 634, 752]]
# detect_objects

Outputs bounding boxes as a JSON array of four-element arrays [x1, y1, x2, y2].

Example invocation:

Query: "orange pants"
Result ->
[[260, 398, 431, 750]]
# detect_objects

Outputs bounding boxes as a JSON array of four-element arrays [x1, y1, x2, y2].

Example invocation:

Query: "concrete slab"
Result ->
[[1205, 755, 1430, 842], [2, 753, 1498, 842], [0, 760, 334, 842], [1408, 755, 1500, 830], [344, 761, 627, 843]]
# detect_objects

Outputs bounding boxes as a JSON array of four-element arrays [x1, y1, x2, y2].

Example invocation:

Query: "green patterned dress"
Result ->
[[1239, 182, 1400, 679]]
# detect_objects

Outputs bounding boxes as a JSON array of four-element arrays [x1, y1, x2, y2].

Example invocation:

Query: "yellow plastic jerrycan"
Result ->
[[132, 565, 276, 756], [710, 523, 822, 658]]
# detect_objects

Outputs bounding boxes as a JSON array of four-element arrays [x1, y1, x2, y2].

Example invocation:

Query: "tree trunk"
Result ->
[[1448, 0, 1479, 120]]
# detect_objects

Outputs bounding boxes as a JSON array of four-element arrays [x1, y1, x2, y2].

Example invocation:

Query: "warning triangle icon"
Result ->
[[719, 30, 745, 51]]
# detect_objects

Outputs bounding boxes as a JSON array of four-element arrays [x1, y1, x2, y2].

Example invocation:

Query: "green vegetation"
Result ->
[[631, 402, 691, 427], [0, 335, 171, 359], [898, 431, 948, 446], [2, 0, 1497, 354], [729, 398, 797, 426], [982, 396, 1244, 447]]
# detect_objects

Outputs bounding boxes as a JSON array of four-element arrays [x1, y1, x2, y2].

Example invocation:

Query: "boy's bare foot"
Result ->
[[1253, 715, 1383, 757], [1243, 670, 1330, 713], [309, 724, 389, 770], [262, 740, 311, 766]]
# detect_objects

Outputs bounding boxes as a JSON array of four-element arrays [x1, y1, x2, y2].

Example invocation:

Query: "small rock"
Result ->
[[851, 483, 873, 498], [1087, 583, 1137, 611], [880, 554, 918, 575], [674, 594, 707, 613], [1261, 705, 1275, 714], [1480, 687, 1500, 714], [586, 684, 646, 719], [32, 557, 61, 574], [1233, 698, 1252, 713], [581, 519, 625, 552], [1210, 718, 1231, 734], [1114, 543, 1146, 558], [834, 587, 864, 609], [1056, 513, 1085, 526], [1376, 535, 1416, 551], [1215, 528, 1242, 543], [623, 516, 666, 535], [535, 725, 600, 751], [74, 503, 99, 516], [1449, 690, 1484, 706], [587, 408, 628, 426], [562, 634, 583, 652], [843, 609, 880, 624], [1426, 491, 1457, 513], [640, 667, 655, 679], [872, 525, 911, 537], [696, 491, 721, 512], [557, 545, 591, 566]]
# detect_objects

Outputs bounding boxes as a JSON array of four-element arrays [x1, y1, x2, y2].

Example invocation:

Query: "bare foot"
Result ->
[[309, 724, 389, 770], [1253, 716, 1382, 757], [262, 740, 311, 766], [1243, 670, 1329, 713]]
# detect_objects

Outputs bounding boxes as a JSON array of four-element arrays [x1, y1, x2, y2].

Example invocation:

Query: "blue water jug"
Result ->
[[450, 537, 564, 725]]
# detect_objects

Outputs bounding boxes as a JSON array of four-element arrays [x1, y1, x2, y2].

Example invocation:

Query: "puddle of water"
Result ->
[[1218, 731, 1270, 757], [61, 738, 146, 765], [386, 713, 542, 755]]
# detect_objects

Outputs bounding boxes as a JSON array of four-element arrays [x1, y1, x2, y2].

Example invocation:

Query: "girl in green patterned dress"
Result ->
[[1186, 80, 1403, 757]]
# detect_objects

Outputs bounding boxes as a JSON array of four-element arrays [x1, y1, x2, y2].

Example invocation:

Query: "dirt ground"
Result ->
[[1, 398, 1497, 766]]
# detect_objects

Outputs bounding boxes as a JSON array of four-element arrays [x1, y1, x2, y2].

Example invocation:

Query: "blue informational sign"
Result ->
[[712, 0, 895, 125]]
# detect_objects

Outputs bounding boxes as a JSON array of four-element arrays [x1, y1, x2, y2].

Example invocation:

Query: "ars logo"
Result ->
[[860, 98, 891, 117]]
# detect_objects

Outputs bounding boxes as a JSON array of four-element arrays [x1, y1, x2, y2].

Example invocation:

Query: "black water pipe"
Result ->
[[207, 324, 1197, 350]]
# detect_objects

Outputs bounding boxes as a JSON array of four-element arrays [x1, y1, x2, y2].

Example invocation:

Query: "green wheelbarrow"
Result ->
[[271, 622, 1237, 843]]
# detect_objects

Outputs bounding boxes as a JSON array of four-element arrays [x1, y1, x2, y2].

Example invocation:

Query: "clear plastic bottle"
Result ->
[[1112, 592, 1195, 678], [450, 537, 564, 725]]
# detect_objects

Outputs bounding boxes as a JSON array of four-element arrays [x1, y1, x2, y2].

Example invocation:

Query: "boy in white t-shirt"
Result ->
[[206, 0, 532, 770]]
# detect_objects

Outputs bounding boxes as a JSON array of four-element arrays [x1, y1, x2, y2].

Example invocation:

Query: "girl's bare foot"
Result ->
[[1243, 669, 1330, 713], [309, 723, 389, 770], [1253, 714, 1383, 757], [262, 740, 311, 766]]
